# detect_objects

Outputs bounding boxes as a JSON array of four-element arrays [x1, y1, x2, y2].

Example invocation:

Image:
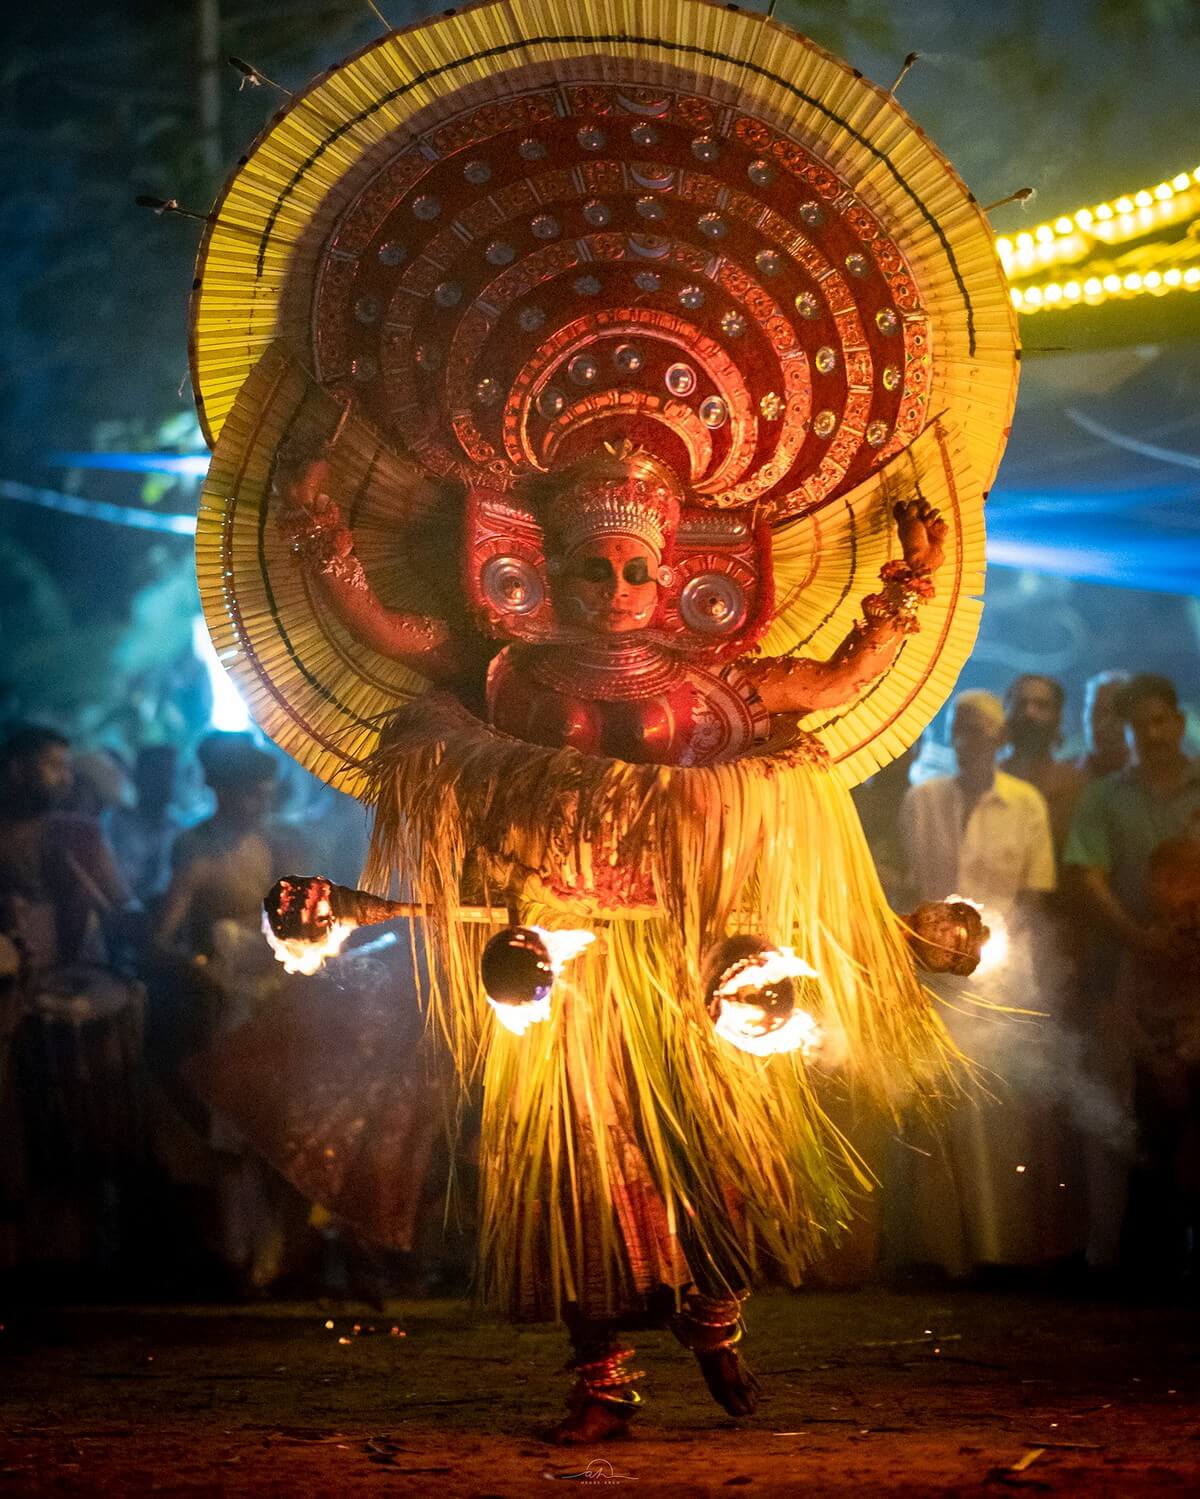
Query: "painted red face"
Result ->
[[557, 534, 659, 634]]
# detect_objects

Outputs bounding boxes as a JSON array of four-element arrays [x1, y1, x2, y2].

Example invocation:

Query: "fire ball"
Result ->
[[481, 925, 555, 1007], [903, 900, 989, 976]]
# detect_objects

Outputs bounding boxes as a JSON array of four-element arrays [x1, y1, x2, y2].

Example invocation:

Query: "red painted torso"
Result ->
[[486, 643, 769, 767]]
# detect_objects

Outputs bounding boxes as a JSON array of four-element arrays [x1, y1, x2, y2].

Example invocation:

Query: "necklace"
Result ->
[[526, 640, 684, 702]]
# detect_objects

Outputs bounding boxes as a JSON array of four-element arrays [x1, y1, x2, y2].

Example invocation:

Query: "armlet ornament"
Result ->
[[861, 560, 935, 635]]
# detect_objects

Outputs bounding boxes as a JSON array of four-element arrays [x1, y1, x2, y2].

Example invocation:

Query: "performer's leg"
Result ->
[[668, 1221, 760, 1416], [669, 1287, 760, 1416], [544, 1307, 643, 1445]]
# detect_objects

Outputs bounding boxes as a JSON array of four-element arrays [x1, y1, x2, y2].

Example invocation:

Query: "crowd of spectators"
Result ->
[[0, 665, 1197, 1304], [854, 669, 1200, 1290], [0, 725, 425, 1300]]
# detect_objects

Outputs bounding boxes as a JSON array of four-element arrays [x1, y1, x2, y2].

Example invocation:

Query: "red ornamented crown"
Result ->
[[544, 442, 682, 557]]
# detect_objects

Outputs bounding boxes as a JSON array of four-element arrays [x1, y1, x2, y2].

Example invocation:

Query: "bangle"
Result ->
[[280, 504, 370, 592], [880, 558, 933, 586], [862, 560, 935, 635], [317, 547, 368, 590]]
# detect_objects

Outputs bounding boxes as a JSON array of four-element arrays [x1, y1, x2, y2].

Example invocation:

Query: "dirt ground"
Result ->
[[1, 1289, 1199, 1496]]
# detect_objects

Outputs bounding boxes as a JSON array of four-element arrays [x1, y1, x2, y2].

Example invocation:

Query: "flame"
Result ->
[[978, 916, 1009, 974], [487, 926, 594, 1036], [261, 910, 356, 975], [947, 895, 1010, 975], [541, 927, 595, 972], [714, 1001, 824, 1057], [712, 946, 823, 1057], [488, 992, 553, 1036]]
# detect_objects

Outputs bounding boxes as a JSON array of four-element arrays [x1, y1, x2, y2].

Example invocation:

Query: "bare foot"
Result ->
[[695, 1346, 761, 1416], [893, 497, 946, 573], [542, 1398, 637, 1444]]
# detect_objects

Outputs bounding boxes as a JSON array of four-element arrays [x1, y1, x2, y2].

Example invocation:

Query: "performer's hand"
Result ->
[[893, 497, 946, 574], [288, 455, 335, 513], [276, 456, 354, 570]]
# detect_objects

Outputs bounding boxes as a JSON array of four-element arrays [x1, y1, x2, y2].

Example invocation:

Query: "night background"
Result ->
[[3, 0, 1199, 753], [1, 2, 1200, 1494]]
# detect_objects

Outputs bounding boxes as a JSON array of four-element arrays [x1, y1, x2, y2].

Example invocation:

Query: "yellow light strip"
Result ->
[[1011, 262, 1200, 313], [995, 164, 1200, 280]]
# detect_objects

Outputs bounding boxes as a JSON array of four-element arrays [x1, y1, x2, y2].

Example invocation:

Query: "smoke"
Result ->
[[315, 922, 427, 1012], [934, 913, 1136, 1157]]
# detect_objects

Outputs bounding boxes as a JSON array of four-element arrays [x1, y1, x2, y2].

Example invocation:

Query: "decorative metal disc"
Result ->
[[481, 555, 545, 616], [678, 572, 748, 635]]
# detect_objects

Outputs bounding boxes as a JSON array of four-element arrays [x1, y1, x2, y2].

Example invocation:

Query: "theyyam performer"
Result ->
[[189, 0, 1014, 1442]]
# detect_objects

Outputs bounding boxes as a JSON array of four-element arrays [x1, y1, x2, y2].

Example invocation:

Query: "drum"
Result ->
[[22, 965, 146, 1178]]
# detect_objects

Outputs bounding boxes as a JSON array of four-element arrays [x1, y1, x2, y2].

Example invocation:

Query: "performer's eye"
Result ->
[[623, 558, 651, 585], [579, 557, 615, 584]]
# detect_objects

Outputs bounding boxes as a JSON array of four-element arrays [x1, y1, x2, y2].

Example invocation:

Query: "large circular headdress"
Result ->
[[194, 0, 1016, 789]]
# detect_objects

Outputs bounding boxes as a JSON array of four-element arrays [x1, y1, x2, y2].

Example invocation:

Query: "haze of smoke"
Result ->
[[948, 919, 1136, 1157]]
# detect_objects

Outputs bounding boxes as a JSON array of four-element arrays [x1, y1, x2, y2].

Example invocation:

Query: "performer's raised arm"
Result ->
[[277, 452, 463, 680], [741, 499, 946, 715]]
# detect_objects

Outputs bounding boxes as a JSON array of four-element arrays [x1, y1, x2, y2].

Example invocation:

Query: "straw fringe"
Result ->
[[364, 694, 961, 1317]]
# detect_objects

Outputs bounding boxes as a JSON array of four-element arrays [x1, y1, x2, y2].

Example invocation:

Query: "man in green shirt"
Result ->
[[1064, 674, 1200, 1273], [1065, 674, 1200, 955]]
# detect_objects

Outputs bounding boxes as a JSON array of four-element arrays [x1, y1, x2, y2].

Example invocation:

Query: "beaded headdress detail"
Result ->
[[544, 442, 683, 557]]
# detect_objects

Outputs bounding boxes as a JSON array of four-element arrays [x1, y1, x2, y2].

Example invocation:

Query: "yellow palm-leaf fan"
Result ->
[[765, 416, 986, 787], [196, 342, 460, 793]]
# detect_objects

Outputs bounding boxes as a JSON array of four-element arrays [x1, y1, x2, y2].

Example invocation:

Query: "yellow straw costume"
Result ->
[[190, 0, 1017, 1418], [363, 692, 964, 1318]]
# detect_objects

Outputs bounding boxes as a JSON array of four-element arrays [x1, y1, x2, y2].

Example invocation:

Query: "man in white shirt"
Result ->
[[890, 691, 1070, 1280], [901, 689, 1056, 914]]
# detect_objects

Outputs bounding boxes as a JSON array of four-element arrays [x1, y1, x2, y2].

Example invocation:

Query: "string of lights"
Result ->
[[1009, 253, 1200, 314], [997, 165, 1200, 282]]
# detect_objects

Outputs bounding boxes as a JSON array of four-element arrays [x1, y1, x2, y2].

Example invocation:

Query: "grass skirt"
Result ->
[[365, 695, 959, 1320]]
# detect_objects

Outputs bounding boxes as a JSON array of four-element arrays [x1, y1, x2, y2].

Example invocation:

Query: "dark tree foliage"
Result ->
[[0, 2, 403, 466]]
